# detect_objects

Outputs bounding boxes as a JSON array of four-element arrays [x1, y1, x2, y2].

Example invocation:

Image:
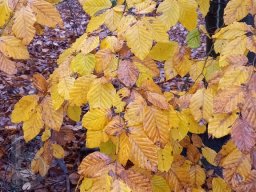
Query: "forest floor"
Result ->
[[0, 0, 208, 191]]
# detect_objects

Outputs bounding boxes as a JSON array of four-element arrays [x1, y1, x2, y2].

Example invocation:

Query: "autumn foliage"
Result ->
[[1, 0, 256, 191]]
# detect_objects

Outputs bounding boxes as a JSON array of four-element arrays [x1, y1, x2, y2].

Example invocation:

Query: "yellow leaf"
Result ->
[[169, 108, 189, 141], [70, 53, 95, 75], [23, 105, 44, 142], [142, 17, 169, 43], [125, 20, 153, 60], [90, 175, 112, 191], [57, 76, 75, 100], [158, 143, 173, 172], [184, 109, 206, 134], [117, 15, 136, 38], [12, 6, 36, 45], [118, 133, 130, 166], [172, 47, 193, 77], [104, 8, 123, 31], [0, 52, 17, 75], [86, 14, 106, 33], [82, 109, 111, 131], [157, 0, 180, 29], [70, 33, 88, 52], [164, 57, 178, 80], [177, 0, 198, 30], [86, 130, 105, 148], [69, 75, 95, 106], [134, 0, 156, 14], [67, 105, 81, 122], [189, 88, 214, 122], [124, 94, 146, 126], [52, 144, 65, 159], [201, 147, 217, 166], [208, 113, 238, 138], [218, 66, 252, 90], [189, 165, 206, 187], [57, 48, 74, 65], [50, 84, 65, 110], [41, 129, 51, 141], [212, 177, 231, 192], [80, 178, 93, 191], [129, 126, 158, 171], [87, 78, 116, 109], [213, 22, 250, 40], [11, 95, 39, 123], [0, 0, 11, 27], [224, 0, 251, 25], [112, 93, 126, 113], [133, 56, 159, 77], [29, 0, 63, 27], [95, 49, 117, 75], [100, 140, 116, 159], [166, 161, 191, 191], [143, 105, 169, 145], [196, 0, 209, 16], [82, 0, 112, 16], [100, 36, 123, 52], [151, 175, 170, 192], [219, 35, 247, 67], [81, 36, 99, 55], [0, 36, 29, 59], [41, 96, 64, 131], [149, 41, 178, 61]]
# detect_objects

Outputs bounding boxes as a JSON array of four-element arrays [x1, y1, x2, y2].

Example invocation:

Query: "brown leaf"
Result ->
[[117, 60, 139, 87], [122, 168, 152, 192], [191, 134, 203, 148], [145, 91, 169, 110], [242, 95, 256, 128], [0, 52, 17, 75], [32, 73, 48, 93], [187, 144, 200, 163], [41, 96, 64, 131], [52, 125, 76, 145], [213, 86, 245, 113], [78, 152, 112, 177], [227, 55, 248, 66], [104, 116, 125, 136], [231, 118, 256, 152]]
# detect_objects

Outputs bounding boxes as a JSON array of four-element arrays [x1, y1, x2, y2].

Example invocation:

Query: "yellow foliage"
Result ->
[[12, 6, 36, 45], [82, 109, 111, 131], [29, 0, 63, 27], [87, 77, 116, 109], [0, 0, 11, 27], [0, 36, 29, 59], [8, 0, 256, 191], [23, 105, 44, 142], [82, 0, 112, 16], [125, 20, 153, 60], [157, 0, 180, 29]]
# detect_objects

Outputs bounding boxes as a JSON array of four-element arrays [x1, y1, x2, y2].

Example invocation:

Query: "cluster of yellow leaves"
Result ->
[[0, 0, 62, 74], [9, 0, 256, 191]]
